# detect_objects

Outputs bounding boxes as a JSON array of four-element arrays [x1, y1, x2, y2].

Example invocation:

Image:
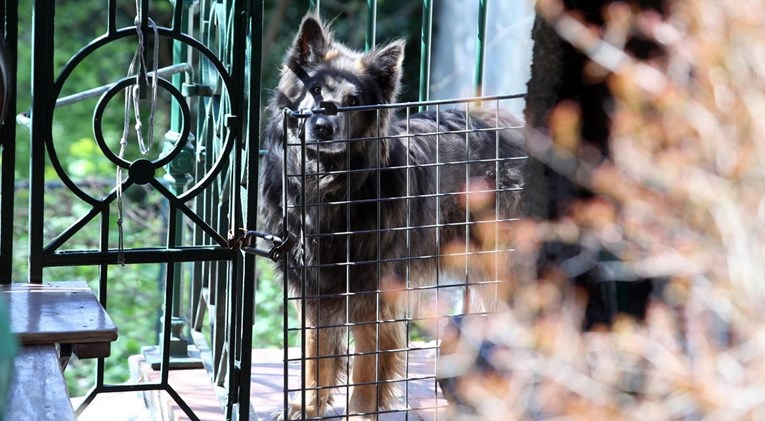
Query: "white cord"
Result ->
[[116, 3, 160, 265]]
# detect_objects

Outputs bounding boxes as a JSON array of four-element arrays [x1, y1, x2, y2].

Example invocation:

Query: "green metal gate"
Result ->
[[2, 0, 263, 419]]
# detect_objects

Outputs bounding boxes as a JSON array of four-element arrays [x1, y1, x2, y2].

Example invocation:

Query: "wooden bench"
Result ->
[[2, 281, 118, 420], [6, 345, 77, 421]]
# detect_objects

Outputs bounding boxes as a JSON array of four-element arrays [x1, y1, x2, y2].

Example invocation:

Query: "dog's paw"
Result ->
[[276, 398, 329, 420], [345, 414, 377, 421], [346, 404, 378, 421], [275, 402, 303, 421]]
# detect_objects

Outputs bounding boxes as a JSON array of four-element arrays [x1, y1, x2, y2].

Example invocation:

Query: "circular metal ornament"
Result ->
[[92, 76, 191, 170], [127, 158, 156, 185]]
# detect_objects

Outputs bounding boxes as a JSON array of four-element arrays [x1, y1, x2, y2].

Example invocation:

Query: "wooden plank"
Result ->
[[1, 281, 118, 346], [6, 345, 76, 421]]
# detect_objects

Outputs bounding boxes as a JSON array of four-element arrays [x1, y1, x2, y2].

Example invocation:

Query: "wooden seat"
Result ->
[[1, 280, 118, 360], [2, 281, 119, 420], [6, 345, 77, 421]]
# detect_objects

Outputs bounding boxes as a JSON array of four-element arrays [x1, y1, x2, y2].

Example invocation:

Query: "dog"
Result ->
[[259, 14, 525, 420]]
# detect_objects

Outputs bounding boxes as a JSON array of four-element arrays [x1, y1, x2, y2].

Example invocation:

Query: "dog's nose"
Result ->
[[313, 116, 334, 140]]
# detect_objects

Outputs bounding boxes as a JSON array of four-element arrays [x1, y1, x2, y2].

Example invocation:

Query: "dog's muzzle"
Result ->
[[304, 114, 347, 155], [311, 115, 335, 141]]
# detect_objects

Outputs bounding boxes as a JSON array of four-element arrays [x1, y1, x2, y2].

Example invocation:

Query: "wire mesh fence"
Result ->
[[255, 94, 526, 419]]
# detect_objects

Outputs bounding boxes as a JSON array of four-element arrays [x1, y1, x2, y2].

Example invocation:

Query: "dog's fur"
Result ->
[[260, 14, 525, 420]]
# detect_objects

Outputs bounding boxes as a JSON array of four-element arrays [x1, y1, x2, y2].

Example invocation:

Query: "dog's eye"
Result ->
[[310, 85, 322, 95], [347, 96, 358, 106]]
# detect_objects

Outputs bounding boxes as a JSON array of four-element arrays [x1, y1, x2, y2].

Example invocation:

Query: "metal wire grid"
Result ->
[[276, 94, 526, 419]]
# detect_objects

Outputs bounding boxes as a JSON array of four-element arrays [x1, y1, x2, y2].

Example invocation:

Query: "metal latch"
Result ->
[[227, 228, 295, 261]]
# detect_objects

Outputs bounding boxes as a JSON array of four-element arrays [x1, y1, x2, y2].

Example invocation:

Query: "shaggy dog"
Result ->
[[260, 14, 525, 420]]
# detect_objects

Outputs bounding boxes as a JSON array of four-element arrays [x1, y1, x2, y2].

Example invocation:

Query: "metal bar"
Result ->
[[228, 0, 251, 416], [365, 0, 377, 51], [287, 248, 517, 275], [286, 370, 433, 386], [281, 110, 290, 420], [281, 305, 498, 327], [190, 47, 207, 331], [290, 246, 517, 271], [285, 129, 498, 151], [29, 0, 56, 283], [160, 204, 178, 385], [240, 0, 264, 417], [163, 0, 196, 361], [284, 152, 523, 177], [73, 386, 100, 416], [288, 93, 525, 115], [418, 0, 433, 108], [161, 205, 202, 421], [170, 2, 192, 130], [97, 208, 110, 389], [192, 0, 210, 362], [299, 83, 308, 421], [58, 64, 189, 109], [150, 178, 229, 246], [42, 247, 236, 266], [107, 0, 116, 34], [0, 0, 18, 282], [91, 383, 169, 393], [164, 384, 201, 421], [434, 105, 443, 416], [15, 64, 193, 128], [285, 185, 522, 208], [475, 0, 489, 96], [309, 0, 320, 11], [138, 0, 149, 104], [344, 111, 352, 414], [213, 182, 228, 385], [282, 126, 523, 149], [77, 209, 111, 416], [140, 0, 150, 31], [403, 107, 412, 410], [170, 222, 185, 327], [375, 108, 382, 411], [463, 102, 471, 314], [494, 100, 501, 310], [171, 0, 184, 34], [225, 231, 237, 418]]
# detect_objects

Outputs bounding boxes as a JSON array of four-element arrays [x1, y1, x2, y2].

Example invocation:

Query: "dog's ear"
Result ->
[[365, 40, 405, 104], [291, 14, 329, 66]]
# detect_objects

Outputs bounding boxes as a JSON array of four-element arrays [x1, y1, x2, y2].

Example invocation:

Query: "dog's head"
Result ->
[[274, 14, 405, 161]]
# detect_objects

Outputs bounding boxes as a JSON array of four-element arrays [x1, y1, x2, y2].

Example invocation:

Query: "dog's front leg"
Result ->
[[348, 302, 405, 420], [282, 321, 345, 420]]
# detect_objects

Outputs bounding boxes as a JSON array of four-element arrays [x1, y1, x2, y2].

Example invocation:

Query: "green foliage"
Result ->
[[67, 138, 116, 178], [253, 258, 297, 348]]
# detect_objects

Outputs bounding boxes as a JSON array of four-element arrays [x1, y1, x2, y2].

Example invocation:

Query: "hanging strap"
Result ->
[[116, 4, 160, 265]]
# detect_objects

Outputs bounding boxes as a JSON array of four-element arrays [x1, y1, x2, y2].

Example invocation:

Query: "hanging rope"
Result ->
[[116, 3, 160, 265]]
